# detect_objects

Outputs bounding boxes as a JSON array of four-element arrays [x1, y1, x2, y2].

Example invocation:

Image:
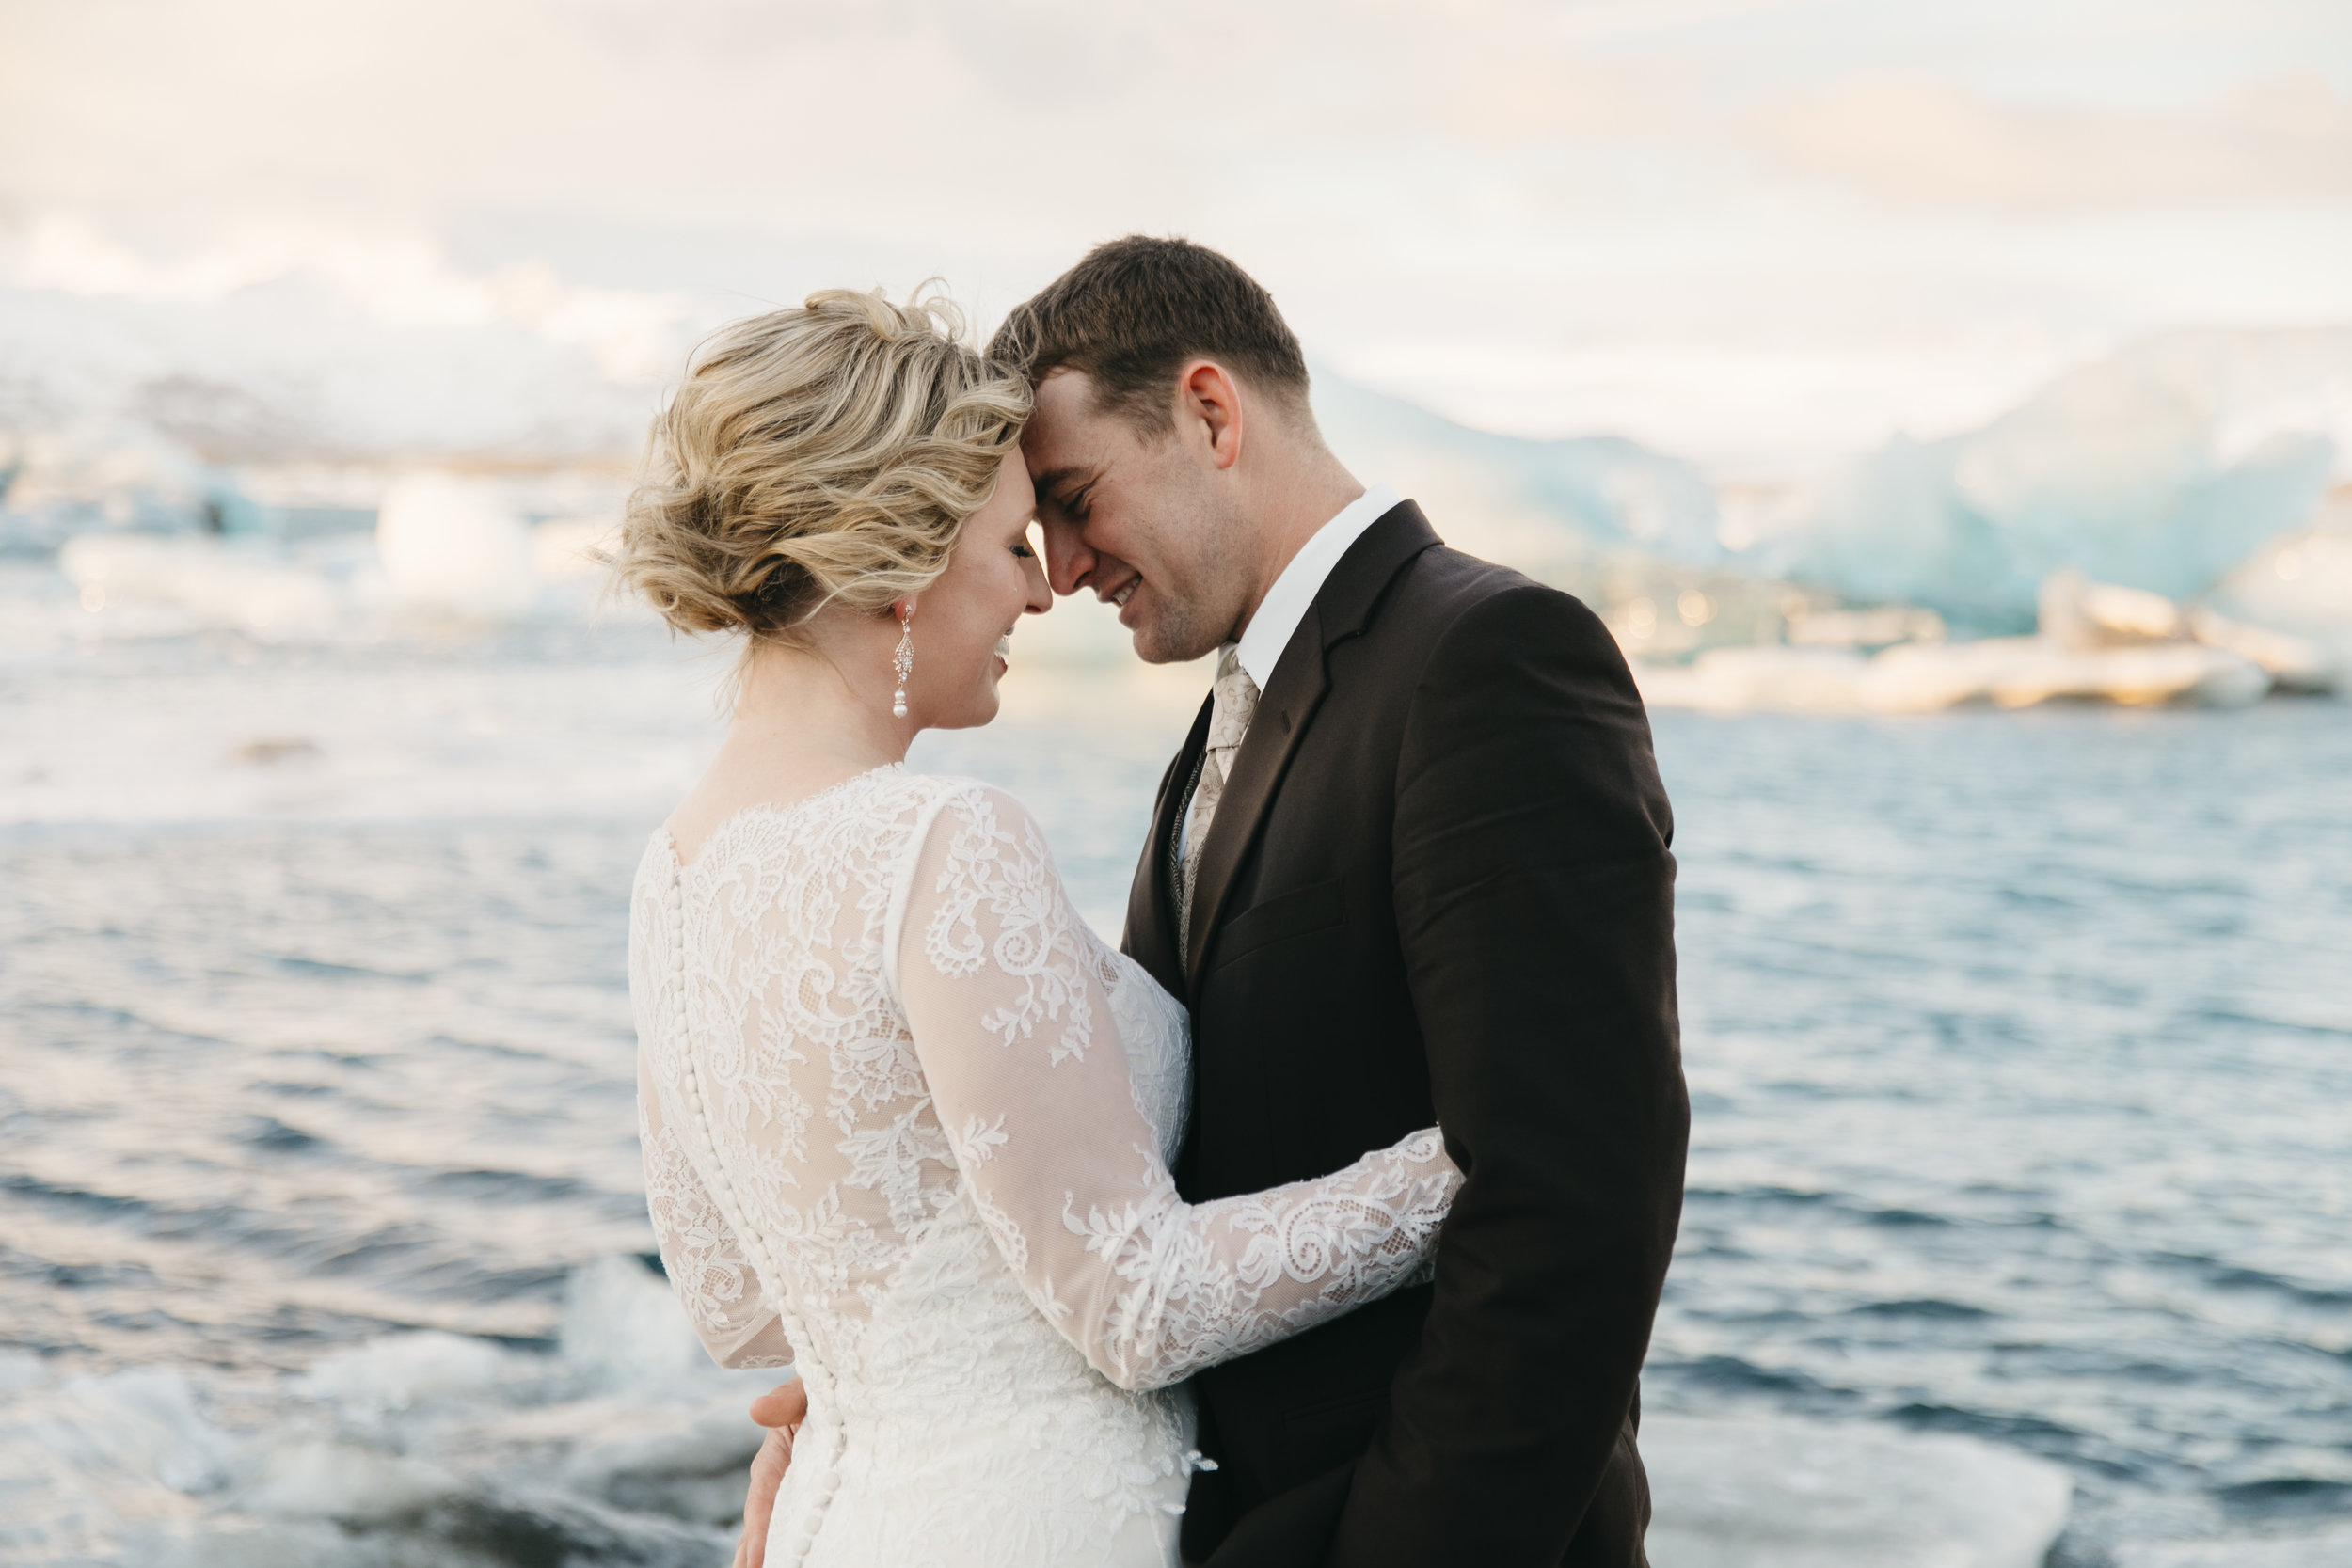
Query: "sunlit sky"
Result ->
[[5, 0, 2349, 473]]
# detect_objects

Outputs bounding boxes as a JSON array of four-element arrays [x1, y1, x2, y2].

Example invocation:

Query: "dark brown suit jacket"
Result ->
[[1122, 501, 1688, 1567]]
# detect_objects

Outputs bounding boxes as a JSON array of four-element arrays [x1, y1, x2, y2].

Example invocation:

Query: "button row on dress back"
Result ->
[[666, 871, 836, 1568]]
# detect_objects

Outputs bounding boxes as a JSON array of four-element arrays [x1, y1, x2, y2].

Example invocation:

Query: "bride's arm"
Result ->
[[894, 784, 1459, 1393], [639, 1054, 796, 1369]]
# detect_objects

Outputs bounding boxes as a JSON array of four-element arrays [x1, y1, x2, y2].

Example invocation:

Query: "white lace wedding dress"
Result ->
[[628, 765, 1458, 1568]]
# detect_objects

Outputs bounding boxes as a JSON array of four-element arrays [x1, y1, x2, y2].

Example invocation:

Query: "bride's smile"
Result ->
[[611, 282, 1465, 1568], [615, 238, 1681, 1568]]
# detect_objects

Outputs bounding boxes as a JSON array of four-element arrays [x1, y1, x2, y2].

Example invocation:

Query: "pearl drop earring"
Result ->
[[890, 604, 914, 719]]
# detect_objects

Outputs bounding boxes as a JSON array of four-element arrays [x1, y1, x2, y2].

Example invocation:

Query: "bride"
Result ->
[[614, 288, 1461, 1568]]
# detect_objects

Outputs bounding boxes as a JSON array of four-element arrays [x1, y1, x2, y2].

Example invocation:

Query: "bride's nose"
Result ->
[[1021, 548, 1051, 614]]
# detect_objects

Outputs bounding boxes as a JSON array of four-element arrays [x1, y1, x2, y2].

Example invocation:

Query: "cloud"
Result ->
[[1757, 72, 2352, 211], [3, 0, 2347, 470], [2, 214, 690, 382]]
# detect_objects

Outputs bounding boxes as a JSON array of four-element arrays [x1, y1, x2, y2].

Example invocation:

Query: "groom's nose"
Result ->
[[1040, 515, 1095, 597]]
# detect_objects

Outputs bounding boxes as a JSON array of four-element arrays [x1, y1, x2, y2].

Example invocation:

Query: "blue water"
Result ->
[[3, 623, 2349, 1562]]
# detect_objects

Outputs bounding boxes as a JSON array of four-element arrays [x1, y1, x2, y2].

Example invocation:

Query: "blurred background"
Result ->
[[3, 3, 2349, 1565]]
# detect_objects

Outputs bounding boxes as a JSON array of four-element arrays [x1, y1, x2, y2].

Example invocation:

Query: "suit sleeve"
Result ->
[[1329, 583, 1688, 1566]]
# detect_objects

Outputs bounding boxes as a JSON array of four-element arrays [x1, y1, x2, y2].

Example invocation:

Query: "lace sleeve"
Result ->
[[639, 1054, 795, 1370], [892, 784, 1459, 1394]]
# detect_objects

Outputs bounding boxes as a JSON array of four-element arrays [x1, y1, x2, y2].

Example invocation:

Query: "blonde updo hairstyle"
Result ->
[[612, 287, 1032, 650]]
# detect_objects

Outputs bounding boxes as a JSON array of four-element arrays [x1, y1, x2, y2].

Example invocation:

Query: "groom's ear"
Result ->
[[1177, 360, 1245, 472]]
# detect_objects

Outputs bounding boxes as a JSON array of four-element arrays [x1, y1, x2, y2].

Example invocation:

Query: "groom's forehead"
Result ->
[[1024, 371, 1120, 484], [1027, 367, 1101, 436]]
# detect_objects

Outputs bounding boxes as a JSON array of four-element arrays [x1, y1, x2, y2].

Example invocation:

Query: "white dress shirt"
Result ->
[[1177, 483, 1400, 863], [1231, 482, 1401, 690]]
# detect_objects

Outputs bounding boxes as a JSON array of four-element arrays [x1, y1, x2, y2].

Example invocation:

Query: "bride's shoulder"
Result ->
[[890, 770, 1040, 833], [888, 775, 1069, 880]]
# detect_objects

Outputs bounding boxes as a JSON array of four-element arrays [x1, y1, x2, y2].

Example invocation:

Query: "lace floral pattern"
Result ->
[[638, 1101, 791, 1367], [629, 767, 1460, 1568]]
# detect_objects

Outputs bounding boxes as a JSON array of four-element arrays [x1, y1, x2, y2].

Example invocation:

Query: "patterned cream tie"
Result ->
[[1178, 644, 1261, 970]]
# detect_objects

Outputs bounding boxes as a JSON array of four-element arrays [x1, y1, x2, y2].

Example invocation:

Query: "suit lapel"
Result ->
[[1122, 690, 1212, 1002], [1184, 610, 1331, 982], [1182, 499, 1444, 983]]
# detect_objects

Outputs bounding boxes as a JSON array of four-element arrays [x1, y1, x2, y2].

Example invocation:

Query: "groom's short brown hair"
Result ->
[[988, 236, 1311, 435]]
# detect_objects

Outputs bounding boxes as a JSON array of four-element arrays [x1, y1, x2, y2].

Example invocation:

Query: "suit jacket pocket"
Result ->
[[1210, 877, 1347, 972]]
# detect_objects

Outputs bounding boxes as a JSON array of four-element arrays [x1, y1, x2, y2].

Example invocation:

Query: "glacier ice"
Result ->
[[1641, 1412, 2073, 1568], [14, 320, 2352, 702], [1312, 341, 2351, 683], [2117, 1529, 2352, 1568], [1634, 564, 2317, 713], [0, 1257, 767, 1564], [2205, 496, 2352, 665], [375, 472, 539, 620], [1638, 637, 2273, 714], [1750, 328, 2352, 628], [1311, 371, 1726, 578], [1, 1266, 2090, 1568], [58, 533, 343, 636]]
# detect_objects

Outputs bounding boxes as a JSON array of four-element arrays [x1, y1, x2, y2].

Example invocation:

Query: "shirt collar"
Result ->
[[1230, 483, 1400, 689]]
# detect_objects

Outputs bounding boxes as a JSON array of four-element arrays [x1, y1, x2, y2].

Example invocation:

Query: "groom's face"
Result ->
[[1023, 369, 1253, 665]]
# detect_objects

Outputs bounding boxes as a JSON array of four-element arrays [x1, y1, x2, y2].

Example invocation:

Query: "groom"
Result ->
[[742, 237, 1688, 1567]]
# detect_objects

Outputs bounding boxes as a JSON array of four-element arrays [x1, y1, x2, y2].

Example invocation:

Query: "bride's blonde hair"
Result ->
[[612, 286, 1032, 641]]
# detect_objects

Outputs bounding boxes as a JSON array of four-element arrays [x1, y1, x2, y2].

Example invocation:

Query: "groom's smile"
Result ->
[[1019, 366, 1259, 665], [1024, 373, 1168, 643], [1103, 574, 1140, 614]]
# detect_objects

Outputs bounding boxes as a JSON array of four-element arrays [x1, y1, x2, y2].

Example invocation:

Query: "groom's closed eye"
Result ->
[[1033, 467, 1096, 525]]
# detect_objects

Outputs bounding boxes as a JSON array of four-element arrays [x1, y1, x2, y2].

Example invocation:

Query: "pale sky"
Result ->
[[4, 0, 2349, 473]]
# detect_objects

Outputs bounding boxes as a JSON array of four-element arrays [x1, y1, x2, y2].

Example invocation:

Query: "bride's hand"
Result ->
[[733, 1379, 808, 1568]]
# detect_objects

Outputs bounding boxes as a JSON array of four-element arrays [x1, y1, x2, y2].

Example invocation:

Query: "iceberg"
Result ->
[[374, 471, 540, 620], [1311, 371, 1726, 578], [2116, 1529, 2352, 1568], [1309, 350, 2351, 689], [0, 415, 212, 555], [2204, 493, 2352, 670], [1642, 1412, 2073, 1568], [0, 1257, 768, 1565], [1638, 638, 2272, 713], [4, 1265, 2087, 1568], [1751, 328, 2352, 628], [57, 533, 344, 636], [1635, 568, 2299, 712], [45, 473, 627, 641], [0, 1367, 232, 1557]]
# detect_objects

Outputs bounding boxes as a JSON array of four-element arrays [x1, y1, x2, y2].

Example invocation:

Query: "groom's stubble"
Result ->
[[1024, 368, 1263, 666]]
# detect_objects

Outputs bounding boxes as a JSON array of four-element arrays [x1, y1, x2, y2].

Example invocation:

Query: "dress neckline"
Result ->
[[658, 762, 909, 873]]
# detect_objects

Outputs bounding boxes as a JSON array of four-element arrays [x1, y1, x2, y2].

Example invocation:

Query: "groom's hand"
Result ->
[[733, 1379, 808, 1568]]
